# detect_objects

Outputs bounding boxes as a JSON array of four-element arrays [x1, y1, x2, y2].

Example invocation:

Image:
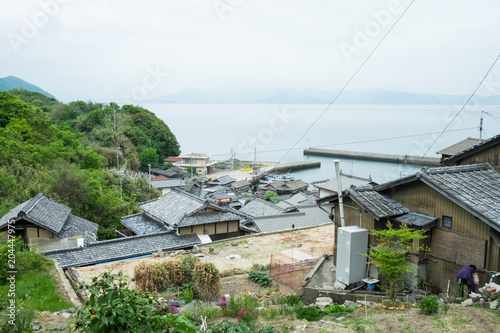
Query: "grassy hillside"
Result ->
[[0, 91, 173, 239]]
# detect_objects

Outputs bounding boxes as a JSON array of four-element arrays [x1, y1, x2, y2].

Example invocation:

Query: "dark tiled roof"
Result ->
[[419, 163, 500, 230], [348, 187, 408, 220], [443, 134, 500, 165], [44, 232, 201, 268], [120, 213, 171, 235], [0, 198, 31, 228], [57, 215, 98, 244], [0, 193, 70, 234], [231, 180, 252, 190], [313, 173, 373, 193], [252, 204, 333, 233], [390, 212, 438, 229], [138, 190, 205, 227], [240, 198, 285, 217], [436, 137, 480, 156], [151, 179, 185, 189], [178, 211, 241, 227], [208, 175, 236, 186]]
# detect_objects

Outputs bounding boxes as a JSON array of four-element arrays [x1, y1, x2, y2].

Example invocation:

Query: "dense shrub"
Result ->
[[419, 295, 439, 315], [206, 320, 252, 333], [74, 270, 197, 332], [248, 270, 273, 287], [259, 326, 279, 333], [296, 306, 324, 321], [323, 304, 355, 314]]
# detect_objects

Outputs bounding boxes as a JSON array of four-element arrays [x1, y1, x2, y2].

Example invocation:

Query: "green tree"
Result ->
[[367, 222, 428, 304], [81, 150, 104, 170], [140, 147, 159, 170]]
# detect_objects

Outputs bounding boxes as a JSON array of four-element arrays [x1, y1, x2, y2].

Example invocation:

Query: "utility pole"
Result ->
[[148, 164, 151, 190], [479, 111, 484, 143], [120, 176, 123, 199], [116, 147, 121, 170]]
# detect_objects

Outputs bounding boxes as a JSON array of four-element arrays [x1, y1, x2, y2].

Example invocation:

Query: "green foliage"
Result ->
[[140, 147, 159, 169], [249, 270, 273, 287], [322, 304, 355, 314], [367, 222, 428, 303], [442, 302, 450, 315], [251, 263, 270, 271], [264, 191, 278, 200], [259, 326, 279, 333], [74, 270, 197, 332], [223, 292, 261, 318], [0, 92, 162, 240], [183, 287, 194, 304], [419, 295, 439, 315], [0, 235, 24, 284], [181, 300, 221, 325], [207, 320, 253, 333], [164, 162, 174, 169], [296, 306, 323, 321]]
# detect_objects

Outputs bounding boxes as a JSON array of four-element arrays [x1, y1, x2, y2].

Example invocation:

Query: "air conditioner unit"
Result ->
[[336, 226, 368, 285]]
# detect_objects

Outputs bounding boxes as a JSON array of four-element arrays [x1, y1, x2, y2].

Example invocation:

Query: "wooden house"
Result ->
[[0, 193, 98, 251], [441, 133, 500, 172], [318, 163, 500, 290], [121, 189, 247, 241]]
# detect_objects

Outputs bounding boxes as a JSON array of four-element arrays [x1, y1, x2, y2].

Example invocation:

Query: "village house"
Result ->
[[0, 193, 98, 251], [317, 163, 500, 291], [312, 171, 375, 198], [441, 133, 500, 172], [174, 152, 218, 175], [259, 179, 309, 195], [121, 189, 248, 241], [436, 137, 480, 163]]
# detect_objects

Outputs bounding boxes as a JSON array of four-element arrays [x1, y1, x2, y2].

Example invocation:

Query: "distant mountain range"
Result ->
[[152, 86, 500, 105], [0, 76, 56, 99]]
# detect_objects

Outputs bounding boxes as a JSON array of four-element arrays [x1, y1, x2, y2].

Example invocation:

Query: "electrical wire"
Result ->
[[211, 126, 477, 159], [277, 0, 416, 164], [409, 53, 500, 174]]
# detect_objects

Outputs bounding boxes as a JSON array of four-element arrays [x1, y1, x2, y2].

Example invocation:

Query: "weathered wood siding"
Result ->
[[458, 144, 500, 168], [178, 220, 240, 236], [384, 181, 499, 286]]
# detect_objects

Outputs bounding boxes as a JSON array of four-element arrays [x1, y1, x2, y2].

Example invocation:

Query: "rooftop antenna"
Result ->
[[306, 139, 310, 149]]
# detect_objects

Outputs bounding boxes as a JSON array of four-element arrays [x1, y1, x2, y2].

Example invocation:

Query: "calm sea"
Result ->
[[143, 104, 499, 184]]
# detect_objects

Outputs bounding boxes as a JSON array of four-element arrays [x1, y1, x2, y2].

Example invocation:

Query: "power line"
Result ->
[[277, 0, 416, 164], [409, 53, 500, 173], [210, 126, 477, 159]]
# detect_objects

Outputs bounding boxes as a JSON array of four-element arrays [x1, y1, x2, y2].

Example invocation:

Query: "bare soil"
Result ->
[[40, 225, 500, 332]]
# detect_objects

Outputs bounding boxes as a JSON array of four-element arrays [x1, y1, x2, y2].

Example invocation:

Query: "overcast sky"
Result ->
[[1, 0, 500, 102]]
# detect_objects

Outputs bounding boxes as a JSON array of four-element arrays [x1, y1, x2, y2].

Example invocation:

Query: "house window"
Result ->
[[442, 216, 452, 228]]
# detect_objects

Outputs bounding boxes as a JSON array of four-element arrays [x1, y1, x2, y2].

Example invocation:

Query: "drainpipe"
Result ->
[[334, 160, 345, 227]]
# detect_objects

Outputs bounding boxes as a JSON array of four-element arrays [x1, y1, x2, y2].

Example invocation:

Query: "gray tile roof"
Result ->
[[419, 163, 500, 230], [138, 190, 205, 227], [231, 180, 252, 190], [151, 178, 185, 189], [178, 211, 241, 227], [390, 212, 438, 229], [348, 187, 408, 220], [313, 173, 373, 193], [436, 137, 480, 156], [443, 134, 500, 165], [208, 175, 236, 186], [120, 213, 171, 235], [0, 197, 31, 229], [240, 198, 285, 217], [252, 204, 333, 233], [57, 215, 99, 244], [44, 232, 201, 269]]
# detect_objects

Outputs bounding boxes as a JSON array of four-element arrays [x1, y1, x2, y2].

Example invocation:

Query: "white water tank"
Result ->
[[336, 226, 368, 285]]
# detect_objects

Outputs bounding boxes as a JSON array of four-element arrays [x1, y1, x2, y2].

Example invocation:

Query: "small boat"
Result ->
[[266, 173, 294, 182]]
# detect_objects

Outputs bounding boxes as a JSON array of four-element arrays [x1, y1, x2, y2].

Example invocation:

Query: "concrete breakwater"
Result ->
[[303, 148, 440, 166]]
